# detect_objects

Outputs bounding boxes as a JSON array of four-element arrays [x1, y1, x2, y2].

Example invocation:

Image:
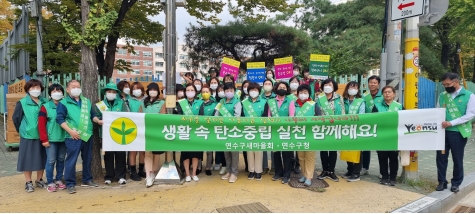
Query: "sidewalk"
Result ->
[[449, 189, 475, 212]]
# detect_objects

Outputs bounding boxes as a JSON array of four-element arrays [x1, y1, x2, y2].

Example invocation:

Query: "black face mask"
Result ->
[[445, 86, 456, 93], [276, 89, 287, 96]]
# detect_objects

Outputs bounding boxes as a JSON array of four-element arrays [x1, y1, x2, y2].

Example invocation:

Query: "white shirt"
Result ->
[[437, 87, 475, 126]]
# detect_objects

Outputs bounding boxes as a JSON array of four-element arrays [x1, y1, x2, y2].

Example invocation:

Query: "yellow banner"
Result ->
[[222, 57, 241, 68], [274, 56, 293, 65], [310, 54, 331, 62], [247, 62, 265, 69]]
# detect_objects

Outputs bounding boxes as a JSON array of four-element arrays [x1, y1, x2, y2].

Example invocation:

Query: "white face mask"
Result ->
[[290, 82, 299, 90], [264, 85, 273, 92], [132, 89, 142, 97], [210, 84, 218, 90], [324, 86, 333, 94], [177, 91, 184, 98], [243, 88, 248, 94], [218, 91, 225, 98], [29, 89, 41, 98], [149, 91, 158, 97], [70, 88, 82, 97], [249, 91, 259, 98], [348, 89, 358, 96], [299, 94, 309, 101], [186, 91, 196, 98], [267, 74, 273, 79], [194, 85, 201, 91], [293, 71, 300, 76], [106, 92, 117, 101], [51, 92, 63, 101], [123, 88, 130, 95]]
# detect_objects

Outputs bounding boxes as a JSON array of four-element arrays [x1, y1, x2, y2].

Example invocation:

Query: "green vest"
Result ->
[[126, 96, 141, 112], [344, 98, 364, 114], [269, 97, 292, 117], [43, 100, 65, 142], [260, 92, 276, 101], [374, 101, 402, 112], [319, 94, 344, 115], [220, 97, 240, 116], [189, 99, 204, 115], [295, 101, 316, 116], [142, 100, 165, 113], [203, 100, 218, 116], [365, 90, 383, 113], [439, 88, 473, 132], [19, 96, 46, 139], [60, 96, 93, 139], [243, 97, 267, 117]]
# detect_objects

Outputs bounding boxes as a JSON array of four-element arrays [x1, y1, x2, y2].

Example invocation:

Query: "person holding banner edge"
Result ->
[[316, 78, 345, 182], [265, 81, 295, 184], [372, 85, 403, 186], [215, 83, 242, 183], [436, 72, 475, 193], [201, 86, 219, 176], [295, 84, 323, 186], [56, 80, 101, 194], [128, 81, 147, 180], [261, 78, 276, 175], [341, 81, 366, 182], [240, 80, 251, 173]]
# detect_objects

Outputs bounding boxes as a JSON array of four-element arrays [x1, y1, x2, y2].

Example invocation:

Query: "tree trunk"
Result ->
[[472, 57, 475, 83], [440, 19, 451, 70], [96, 40, 106, 77], [80, 0, 103, 180], [452, 42, 461, 73], [103, 35, 119, 79]]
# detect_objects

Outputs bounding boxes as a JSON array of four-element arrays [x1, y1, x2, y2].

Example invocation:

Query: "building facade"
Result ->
[[112, 39, 155, 81]]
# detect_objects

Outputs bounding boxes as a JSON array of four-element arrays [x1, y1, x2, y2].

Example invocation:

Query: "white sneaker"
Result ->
[[118, 178, 126, 185], [192, 176, 199, 181], [213, 164, 221, 171], [379, 174, 383, 179], [219, 167, 227, 175], [361, 168, 369, 175], [104, 180, 111, 185], [146, 174, 155, 187], [185, 176, 191, 182]]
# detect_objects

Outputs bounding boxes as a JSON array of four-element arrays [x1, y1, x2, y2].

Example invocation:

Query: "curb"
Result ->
[[392, 171, 475, 213]]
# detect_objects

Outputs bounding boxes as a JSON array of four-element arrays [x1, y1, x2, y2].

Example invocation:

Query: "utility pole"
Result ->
[[36, 0, 44, 83], [403, 17, 420, 180]]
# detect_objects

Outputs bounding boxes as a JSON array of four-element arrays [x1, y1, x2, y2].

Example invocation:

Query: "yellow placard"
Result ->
[[222, 57, 241, 68], [310, 54, 331, 62], [247, 62, 265, 69], [274, 56, 293, 65]]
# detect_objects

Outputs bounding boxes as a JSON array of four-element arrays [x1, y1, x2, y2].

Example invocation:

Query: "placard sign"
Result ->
[[274, 57, 293, 79], [219, 57, 240, 81], [309, 54, 330, 80], [247, 62, 266, 83]]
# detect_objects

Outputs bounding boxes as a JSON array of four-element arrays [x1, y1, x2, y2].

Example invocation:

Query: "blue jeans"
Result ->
[[64, 138, 93, 188], [45, 142, 67, 184], [263, 151, 275, 169], [437, 130, 467, 186]]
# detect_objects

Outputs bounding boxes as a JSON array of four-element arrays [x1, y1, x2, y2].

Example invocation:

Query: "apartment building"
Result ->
[[112, 42, 155, 81]]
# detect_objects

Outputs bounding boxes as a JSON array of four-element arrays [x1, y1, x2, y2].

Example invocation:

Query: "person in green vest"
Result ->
[[95, 83, 128, 185], [193, 79, 203, 99], [266, 69, 276, 84], [299, 69, 317, 100], [288, 76, 300, 102], [341, 81, 366, 182], [142, 83, 167, 187], [361, 75, 384, 176], [264, 81, 295, 184], [214, 84, 227, 174], [260, 79, 276, 175], [128, 81, 147, 179], [436, 72, 475, 193], [201, 85, 219, 176], [293, 65, 301, 77], [38, 83, 67, 192], [222, 74, 242, 99], [208, 77, 220, 102], [288, 76, 301, 175], [175, 84, 185, 100], [207, 67, 219, 82], [175, 84, 205, 182], [261, 79, 276, 101], [316, 78, 345, 182], [13, 79, 47, 193], [295, 84, 323, 186], [56, 80, 102, 194], [180, 72, 195, 86], [372, 85, 402, 186], [241, 82, 268, 181], [239, 80, 251, 173], [215, 83, 242, 183]]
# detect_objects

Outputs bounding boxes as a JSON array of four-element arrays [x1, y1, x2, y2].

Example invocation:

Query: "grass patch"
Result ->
[[399, 177, 438, 193]]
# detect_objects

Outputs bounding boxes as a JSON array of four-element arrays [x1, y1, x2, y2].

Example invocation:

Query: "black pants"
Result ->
[[274, 151, 293, 178], [347, 152, 363, 176], [104, 151, 127, 180], [362, 151, 371, 169], [377, 151, 399, 180], [437, 130, 468, 186], [243, 151, 248, 170], [320, 151, 337, 172], [215, 152, 226, 166], [293, 152, 300, 169]]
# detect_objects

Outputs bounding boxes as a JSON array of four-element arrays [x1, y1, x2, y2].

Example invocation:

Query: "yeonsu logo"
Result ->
[[110, 117, 138, 145], [404, 123, 438, 135]]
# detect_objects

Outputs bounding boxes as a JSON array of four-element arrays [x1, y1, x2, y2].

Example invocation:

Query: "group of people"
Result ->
[[13, 68, 473, 194]]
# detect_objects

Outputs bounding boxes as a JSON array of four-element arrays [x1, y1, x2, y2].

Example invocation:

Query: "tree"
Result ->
[[0, 0, 15, 41], [184, 21, 312, 68]]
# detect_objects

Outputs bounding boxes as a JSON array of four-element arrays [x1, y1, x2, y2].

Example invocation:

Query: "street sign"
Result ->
[[391, 0, 424, 21], [419, 0, 449, 26]]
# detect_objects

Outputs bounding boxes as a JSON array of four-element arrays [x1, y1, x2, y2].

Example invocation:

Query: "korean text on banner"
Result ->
[[247, 62, 266, 83], [102, 108, 445, 152], [309, 54, 330, 80], [274, 57, 293, 79], [219, 57, 240, 80]]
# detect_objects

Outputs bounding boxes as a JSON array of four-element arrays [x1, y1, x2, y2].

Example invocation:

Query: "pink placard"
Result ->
[[274, 63, 293, 79], [219, 64, 239, 80]]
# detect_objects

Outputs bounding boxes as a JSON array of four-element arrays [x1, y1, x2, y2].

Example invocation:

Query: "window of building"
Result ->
[[143, 51, 152, 57], [131, 60, 140, 66], [155, 70, 164, 75], [155, 52, 164, 58], [155, 62, 164, 67], [117, 69, 126, 74], [133, 69, 140, 75], [179, 54, 188, 60], [144, 70, 152, 75], [179, 63, 186, 68], [131, 51, 140, 56], [144, 61, 152, 66], [118, 49, 127, 55]]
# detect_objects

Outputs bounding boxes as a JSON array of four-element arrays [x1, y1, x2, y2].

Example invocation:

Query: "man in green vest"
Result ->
[[361, 75, 384, 176], [436, 72, 475, 193], [56, 80, 103, 194]]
